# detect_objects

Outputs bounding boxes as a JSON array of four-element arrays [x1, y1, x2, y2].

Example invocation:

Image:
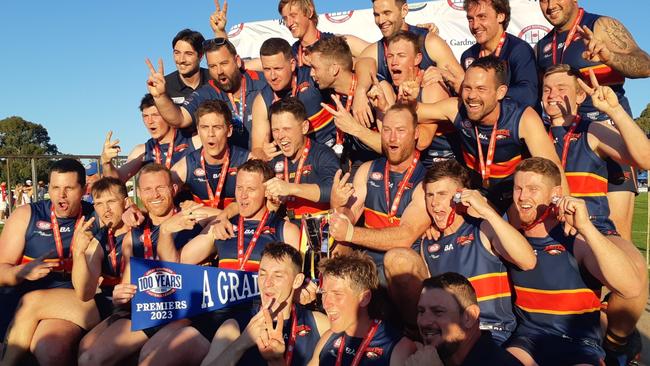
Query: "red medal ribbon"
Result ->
[[153, 129, 177, 169], [521, 204, 555, 232], [297, 30, 321, 67], [200, 147, 231, 208], [50, 205, 83, 262], [143, 222, 154, 260], [106, 229, 125, 275], [558, 116, 581, 169], [227, 76, 248, 121], [273, 75, 298, 102], [284, 305, 299, 366], [384, 151, 420, 223], [552, 8, 585, 65], [335, 75, 358, 145], [480, 32, 507, 58], [474, 121, 499, 187], [435, 206, 457, 233], [335, 319, 381, 366], [284, 139, 311, 185], [237, 210, 270, 270]]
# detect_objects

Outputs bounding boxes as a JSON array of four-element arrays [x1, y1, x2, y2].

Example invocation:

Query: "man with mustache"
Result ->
[[406, 272, 523, 366], [416, 56, 567, 213], [460, 0, 539, 109], [146, 38, 267, 150]]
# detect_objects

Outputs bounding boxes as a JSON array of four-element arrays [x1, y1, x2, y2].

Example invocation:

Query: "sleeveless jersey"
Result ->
[[21, 200, 96, 289], [419, 122, 463, 169], [421, 217, 516, 337], [550, 123, 610, 220], [363, 157, 426, 265], [509, 225, 602, 343], [377, 25, 435, 85], [454, 98, 526, 212], [184, 145, 249, 209], [291, 31, 335, 61], [236, 305, 321, 366], [215, 212, 286, 272], [96, 230, 127, 287], [183, 69, 267, 150], [319, 321, 401, 366], [536, 11, 631, 121], [270, 139, 339, 223], [461, 33, 539, 109], [260, 66, 337, 146], [337, 94, 381, 168], [143, 128, 196, 168], [130, 217, 201, 260]]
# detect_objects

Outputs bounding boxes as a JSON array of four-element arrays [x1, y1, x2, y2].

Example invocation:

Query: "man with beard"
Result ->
[[460, 0, 539, 109], [265, 97, 339, 226], [535, 0, 650, 251], [0, 159, 96, 365], [146, 38, 267, 150], [406, 273, 522, 366], [251, 38, 336, 159], [201, 242, 329, 366], [308, 252, 415, 365], [542, 64, 650, 365], [137, 160, 300, 366], [165, 29, 211, 107], [416, 56, 566, 213], [75, 164, 202, 366], [506, 157, 641, 366], [353, 0, 464, 126], [101, 94, 200, 183], [171, 100, 249, 217]]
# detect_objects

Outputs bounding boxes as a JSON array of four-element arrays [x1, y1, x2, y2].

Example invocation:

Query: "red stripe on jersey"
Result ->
[[468, 272, 512, 302], [219, 259, 260, 272], [463, 151, 522, 179], [579, 65, 624, 86], [308, 107, 335, 132], [514, 285, 602, 315], [363, 208, 401, 228], [566, 173, 608, 197]]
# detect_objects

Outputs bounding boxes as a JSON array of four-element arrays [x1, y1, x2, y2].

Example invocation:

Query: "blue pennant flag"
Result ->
[[130, 258, 259, 331]]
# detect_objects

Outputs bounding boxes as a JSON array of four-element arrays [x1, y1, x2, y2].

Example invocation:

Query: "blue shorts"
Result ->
[[507, 333, 604, 366], [590, 216, 620, 237]]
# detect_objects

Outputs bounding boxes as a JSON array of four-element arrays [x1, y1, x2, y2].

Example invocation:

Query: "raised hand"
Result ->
[[209, 216, 235, 240], [352, 89, 374, 128], [295, 278, 318, 305], [457, 189, 494, 218], [405, 343, 443, 366], [417, 22, 439, 35], [256, 308, 285, 362], [101, 131, 121, 165], [263, 140, 283, 161], [112, 283, 137, 305], [264, 177, 292, 199], [145, 58, 167, 98], [579, 25, 612, 64], [160, 204, 206, 234], [398, 72, 423, 105], [209, 0, 229, 36], [328, 211, 353, 242], [16, 250, 60, 282], [321, 95, 362, 135], [122, 201, 145, 228], [577, 68, 620, 115], [72, 216, 97, 258], [330, 169, 354, 209], [556, 196, 591, 233], [367, 74, 389, 113]]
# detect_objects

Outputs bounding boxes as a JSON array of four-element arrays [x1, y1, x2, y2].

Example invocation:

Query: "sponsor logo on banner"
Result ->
[[228, 23, 245, 38], [325, 11, 354, 23], [36, 220, 52, 230], [447, 0, 465, 10], [518, 25, 551, 47], [130, 258, 259, 331], [450, 39, 476, 47]]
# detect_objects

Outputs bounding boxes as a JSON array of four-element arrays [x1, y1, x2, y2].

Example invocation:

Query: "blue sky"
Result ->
[[0, 0, 648, 155]]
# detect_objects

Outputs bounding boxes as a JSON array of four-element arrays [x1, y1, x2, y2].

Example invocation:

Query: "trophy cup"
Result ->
[[300, 212, 332, 282]]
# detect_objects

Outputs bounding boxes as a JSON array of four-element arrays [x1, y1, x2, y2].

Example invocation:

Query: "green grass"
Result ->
[[632, 192, 649, 252]]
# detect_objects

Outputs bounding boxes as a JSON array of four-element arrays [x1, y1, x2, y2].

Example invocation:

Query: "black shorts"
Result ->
[[606, 159, 637, 194], [93, 292, 116, 322], [507, 332, 604, 366], [190, 302, 258, 341]]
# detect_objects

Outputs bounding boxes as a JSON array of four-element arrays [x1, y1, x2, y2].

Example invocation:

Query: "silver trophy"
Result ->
[[300, 212, 332, 281]]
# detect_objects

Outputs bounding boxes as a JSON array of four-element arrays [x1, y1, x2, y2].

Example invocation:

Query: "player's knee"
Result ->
[[32, 336, 76, 366]]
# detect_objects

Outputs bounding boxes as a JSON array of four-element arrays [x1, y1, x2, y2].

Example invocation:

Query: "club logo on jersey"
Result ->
[[543, 43, 553, 54], [175, 144, 189, 152], [568, 133, 581, 142], [428, 243, 441, 253], [518, 25, 550, 47], [461, 120, 473, 129], [297, 82, 311, 93], [543, 244, 566, 255], [333, 337, 342, 348], [456, 233, 474, 246], [227, 23, 245, 38], [495, 129, 511, 140], [464, 57, 475, 69], [274, 161, 285, 173], [137, 267, 182, 298], [447, 0, 464, 10], [365, 347, 384, 359], [296, 325, 312, 336], [325, 11, 354, 24], [371, 172, 383, 181], [194, 168, 206, 177], [36, 220, 52, 230], [228, 167, 238, 176]]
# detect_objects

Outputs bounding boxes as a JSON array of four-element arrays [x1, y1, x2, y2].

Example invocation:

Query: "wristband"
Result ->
[[345, 219, 354, 242]]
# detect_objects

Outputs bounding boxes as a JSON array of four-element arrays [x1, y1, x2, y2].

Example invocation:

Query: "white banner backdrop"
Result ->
[[227, 0, 552, 60]]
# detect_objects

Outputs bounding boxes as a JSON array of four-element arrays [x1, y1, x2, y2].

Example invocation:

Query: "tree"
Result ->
[[636, 103, 650, 135], [0, 116, 60, 185]]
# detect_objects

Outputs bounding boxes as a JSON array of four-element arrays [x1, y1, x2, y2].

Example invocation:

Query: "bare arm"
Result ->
[[424, 33, 465, 93], [416, 97, 460, 124], [250, 94, 271, 160], [343, 35, 371, 58], [389, 337, 417, 366], [0, 206, 40, 286], [170, 156, 189, 187], [592, 17, 650, 78], [282, 221, 301, 249], [201, 319, 248, 366], [72, 238, 103, 301], [307, 330, 332, 366], [107, 144, 146, 183]]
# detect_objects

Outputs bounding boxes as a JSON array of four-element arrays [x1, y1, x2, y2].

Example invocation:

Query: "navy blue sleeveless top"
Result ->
[[377, 25, 436, 85], [319, 321, 401, 366], [143, 128, 196, 167]]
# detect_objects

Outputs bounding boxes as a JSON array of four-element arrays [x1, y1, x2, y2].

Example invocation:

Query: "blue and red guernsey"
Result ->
[[185, 145, 249, 209], [422, 217, 516, 339], [291, 31, 335, 67], [261, 66, 336, 146], [130, 217, 201, 260], [454, 98, 526, 212], [143, 128, 196, 169], [270, 139, 339, 223], [509, 225, 602, 343], [214, 212, 285, 272], [549, 122, 610, 220], [96, 230, 127, 287], [377, 25, 436, 86], [362, 155, 426, 265], [419, 122, 463, 169], [319, 321, 401, 366], [537, 10, 631, 121]]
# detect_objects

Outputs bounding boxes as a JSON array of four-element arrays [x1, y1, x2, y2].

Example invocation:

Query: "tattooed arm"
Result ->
[[587, 17, 650, 78]]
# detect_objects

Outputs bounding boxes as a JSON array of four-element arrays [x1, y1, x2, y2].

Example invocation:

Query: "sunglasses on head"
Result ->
[[202, 37, 229, 50]]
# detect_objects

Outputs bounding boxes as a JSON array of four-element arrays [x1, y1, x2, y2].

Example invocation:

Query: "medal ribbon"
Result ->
[[227, 76, 248, 122], [297, 30, 321, 67], [143, 222, 155, 260], [474, 121, 499, 187], [50, 205, 83, 261], [284, 139, 311, 185], [384, 151, 420, 223], [552, 8, 585, 65], [335, 319, 381, 366], [284, 305, 299, 366], [153, 129, 177, 169], [237, 210, 270, 270], [107, 229, 125, 275], [273, 75, 298, 102], [201, 147, 230, 208], [480, 32, 506, 58], [336, 75, 358, 145]]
